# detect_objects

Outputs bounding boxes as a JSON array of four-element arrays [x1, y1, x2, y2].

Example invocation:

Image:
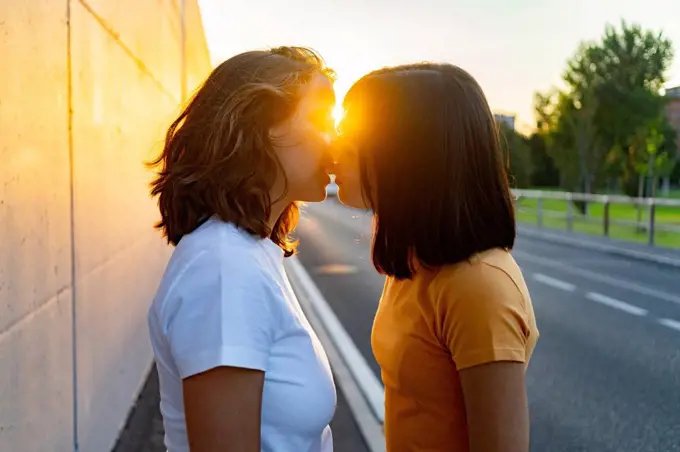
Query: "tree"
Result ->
[[534, 90, 604, 194], [671, 159, 680, 187], [535, 21, 675, 197], [526, 133, 559, 187], [630, 113, 676, 197]]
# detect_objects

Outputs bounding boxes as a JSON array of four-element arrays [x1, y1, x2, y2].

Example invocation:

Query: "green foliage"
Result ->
[[671, 158, 680, 183], [498, 123, 533, 188], [526, 133, 560, 187], [534, 20, 676, 197]]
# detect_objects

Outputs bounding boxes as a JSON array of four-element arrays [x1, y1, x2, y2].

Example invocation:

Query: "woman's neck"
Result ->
[[267, 197, 290, 233]]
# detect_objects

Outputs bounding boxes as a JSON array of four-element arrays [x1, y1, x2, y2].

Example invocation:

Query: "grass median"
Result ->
[[515, 190, 680, 250]]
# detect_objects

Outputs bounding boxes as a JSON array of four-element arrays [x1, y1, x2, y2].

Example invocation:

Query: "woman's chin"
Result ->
[[299, 186, 329, 203], [337, 189, 366, 209]]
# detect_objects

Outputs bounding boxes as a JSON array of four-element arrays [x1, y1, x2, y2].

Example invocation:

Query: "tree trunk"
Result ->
[[662, 176, 670, 197], [584, 176, 592, 216], [636, 174, 644, 233]]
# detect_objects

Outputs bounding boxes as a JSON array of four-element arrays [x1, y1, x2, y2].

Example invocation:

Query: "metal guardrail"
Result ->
[[513, 189, 680, 247]]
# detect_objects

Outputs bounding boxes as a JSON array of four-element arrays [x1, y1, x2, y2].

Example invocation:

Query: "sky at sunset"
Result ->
[[198, 0, 680, 131]]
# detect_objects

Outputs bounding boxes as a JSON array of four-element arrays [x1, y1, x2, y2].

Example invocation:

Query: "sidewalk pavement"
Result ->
[[113, 365, 370, 452], [518, 224, 680, 268]]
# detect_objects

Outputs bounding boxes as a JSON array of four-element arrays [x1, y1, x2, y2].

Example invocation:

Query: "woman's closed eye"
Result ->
[[307, 108, 335, 136], [330, 137, 358, 163]]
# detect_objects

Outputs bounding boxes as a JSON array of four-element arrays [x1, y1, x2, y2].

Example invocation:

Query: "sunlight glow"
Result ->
[[198, 0, 680, 129], [332, 103, 345, 128]]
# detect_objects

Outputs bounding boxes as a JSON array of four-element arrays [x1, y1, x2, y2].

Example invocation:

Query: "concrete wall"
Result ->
[[0, 1, 211, 451]]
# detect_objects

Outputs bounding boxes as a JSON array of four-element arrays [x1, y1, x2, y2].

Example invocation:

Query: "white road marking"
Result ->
[[533, 273, 576, 292], [513, 250, 680, 307], [285, 256, 386, 444], [585, 292, 648, 317], [315, 264, 359, 275], [658, 318, 680, 332]]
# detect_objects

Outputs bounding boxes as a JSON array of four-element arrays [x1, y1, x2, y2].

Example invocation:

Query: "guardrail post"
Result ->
[[603, 198, 610, 237], [648, 200, 656, 246], [566, 193, 573, 232], [510, 189, 680, 247]]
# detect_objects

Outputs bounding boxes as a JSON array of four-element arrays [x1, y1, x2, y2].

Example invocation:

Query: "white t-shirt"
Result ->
[[148, 218, 336, 452]]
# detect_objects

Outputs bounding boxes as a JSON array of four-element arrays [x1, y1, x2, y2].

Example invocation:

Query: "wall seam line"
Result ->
[[77, 0, 178, 104], [66, 0, 80, 451]]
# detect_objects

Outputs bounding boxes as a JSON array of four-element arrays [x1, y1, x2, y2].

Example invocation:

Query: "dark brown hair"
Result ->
[[148, 47, 334, 255], [341, 63, 516, 279]]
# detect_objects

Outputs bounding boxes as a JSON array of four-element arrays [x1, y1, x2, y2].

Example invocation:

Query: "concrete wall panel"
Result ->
[[0, 1, 74, 450], [0, 0, 211, 450]]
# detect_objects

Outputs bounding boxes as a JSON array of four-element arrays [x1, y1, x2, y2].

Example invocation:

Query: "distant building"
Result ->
[[667, 86, 680, 98], [494, 113, 516, 130], [665, 86, 680, 157]]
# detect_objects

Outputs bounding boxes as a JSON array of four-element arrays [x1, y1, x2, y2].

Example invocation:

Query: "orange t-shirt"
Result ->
[[372, 248, 539, 451]]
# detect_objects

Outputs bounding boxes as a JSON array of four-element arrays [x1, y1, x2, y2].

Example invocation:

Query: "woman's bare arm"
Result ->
[[183, 366, 265, 452], [460, 361, 529, 452]]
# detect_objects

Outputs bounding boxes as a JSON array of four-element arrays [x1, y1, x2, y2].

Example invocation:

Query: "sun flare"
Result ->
[[332, 103, 345, 128]]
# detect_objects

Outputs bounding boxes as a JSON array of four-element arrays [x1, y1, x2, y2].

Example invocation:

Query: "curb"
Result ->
[[517, 226, 680, 269]]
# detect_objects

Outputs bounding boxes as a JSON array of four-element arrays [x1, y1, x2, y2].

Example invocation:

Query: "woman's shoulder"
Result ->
[[424, 248, 534, 332], [152, 220, 285, 333], [177, 217, 260, 251], [470, 248, 522, 281], [173, 219, 274, 272], [431, 248, 526, 298], [156, 220, 280, 309]]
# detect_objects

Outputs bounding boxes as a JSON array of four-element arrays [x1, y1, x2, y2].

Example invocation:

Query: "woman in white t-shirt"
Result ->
[[146, 47, 338, 452]]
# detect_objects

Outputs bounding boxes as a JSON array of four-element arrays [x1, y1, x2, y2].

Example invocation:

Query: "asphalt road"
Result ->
[[294, 199, 680, 452], [125, 365, 369, 452]]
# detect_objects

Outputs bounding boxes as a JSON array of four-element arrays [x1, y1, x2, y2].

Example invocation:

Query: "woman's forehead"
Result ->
[[302, 74, 335, 104]]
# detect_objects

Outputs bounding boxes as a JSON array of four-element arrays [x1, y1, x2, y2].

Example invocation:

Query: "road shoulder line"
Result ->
[[517, 226, 680, 269], [285, 256, 386, 452], [513, 250, 680, 306]]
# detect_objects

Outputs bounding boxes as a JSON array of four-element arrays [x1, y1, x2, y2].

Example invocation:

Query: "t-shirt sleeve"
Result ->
[[436, 263, 531, 371], [165, 250, 280, 379]]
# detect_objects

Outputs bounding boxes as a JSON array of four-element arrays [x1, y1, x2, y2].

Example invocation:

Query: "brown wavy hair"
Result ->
[[148, 47, 334, 256]]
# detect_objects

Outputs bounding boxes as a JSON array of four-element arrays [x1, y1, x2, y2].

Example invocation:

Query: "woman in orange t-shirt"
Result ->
[[333, 63, 539, 452]]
